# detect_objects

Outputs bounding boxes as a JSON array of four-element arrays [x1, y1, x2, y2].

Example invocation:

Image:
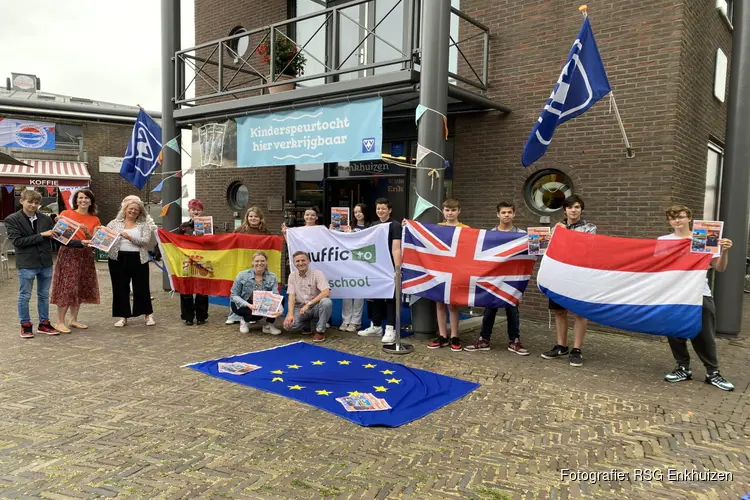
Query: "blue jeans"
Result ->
[[480, 306, 520, 342], [286, 298, 333, 333], [18, 266, 53, 324]]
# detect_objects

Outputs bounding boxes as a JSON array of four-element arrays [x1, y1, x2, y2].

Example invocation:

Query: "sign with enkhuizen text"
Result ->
[[235, 97, 383, 167]]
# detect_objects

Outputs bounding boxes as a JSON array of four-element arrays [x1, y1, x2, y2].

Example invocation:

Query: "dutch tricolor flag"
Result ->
[[537, 229, 713, 338]]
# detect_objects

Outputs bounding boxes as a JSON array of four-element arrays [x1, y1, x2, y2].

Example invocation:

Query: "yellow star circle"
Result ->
[[311, 360, 325, 365], [373, 386, 388, 392], [381, 370, 395, 375], [316, 390, 333, 396], [288, 385, 305, 390], [271, 377, 284, 382], [338, 360, 351, 365], [270, 370, 284, 375], [363, 364, 376, 369], [386, 378, 401, 384], [348, 391, 362, 396], [287, 364, 301, 369]]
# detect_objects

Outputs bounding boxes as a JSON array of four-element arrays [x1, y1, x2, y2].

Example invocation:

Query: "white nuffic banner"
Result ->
[[286, 225, 394, 299]]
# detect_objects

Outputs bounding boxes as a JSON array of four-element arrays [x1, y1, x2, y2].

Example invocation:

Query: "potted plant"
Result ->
[[257, 35, 306, 93]]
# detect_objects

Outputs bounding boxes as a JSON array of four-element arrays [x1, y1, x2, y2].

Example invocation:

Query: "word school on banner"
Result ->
[[285, 225, 394, 299], [236, 97, 383, 167]]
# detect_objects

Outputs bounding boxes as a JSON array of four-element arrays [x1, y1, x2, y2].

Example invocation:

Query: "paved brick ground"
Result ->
[[1, 261, 749, 499]]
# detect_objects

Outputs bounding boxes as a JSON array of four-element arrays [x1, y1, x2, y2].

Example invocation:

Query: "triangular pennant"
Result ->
[[412, 193, 436, 220], [159, 203, 170, 217], [4, 185, 14, 194], [416, 144, 431, 165], [173, 198, 183, 207], [46, 187, 56, 196], [415, 104, 427, 125], [157, 150, 164, 165], [442, 115, 449, 140], [165, 137, 180, 153], [444, 160, 450, 169], [151, 180, 164, 192], [175, 170, 184, 178]]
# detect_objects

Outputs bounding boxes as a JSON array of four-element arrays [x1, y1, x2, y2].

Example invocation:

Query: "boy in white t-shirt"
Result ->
[[658, 204, 734, 391]]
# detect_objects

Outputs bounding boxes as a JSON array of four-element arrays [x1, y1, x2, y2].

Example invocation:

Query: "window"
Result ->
[[227, 27, 250, 60], [704, 143, 724, 220], [714, 49, 728, 102], [227, 182, 249, 210], [717, 0, 733, 24], [524, 169, 574, 215]]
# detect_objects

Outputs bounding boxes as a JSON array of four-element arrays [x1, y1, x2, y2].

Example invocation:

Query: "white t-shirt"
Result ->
[[119, 228, 141, 252], [658, 233, 712, 297]]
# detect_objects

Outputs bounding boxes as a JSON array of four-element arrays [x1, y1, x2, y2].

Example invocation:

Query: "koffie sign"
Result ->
[[236, 97, 383, 167]]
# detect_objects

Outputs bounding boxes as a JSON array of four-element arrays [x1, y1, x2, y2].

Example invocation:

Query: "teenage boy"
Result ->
[[541, 194, 596, 367], [6, 189, 83, 338], [358, 197, 401, 344], [428, 198, 469, 352], [284, 251, 333, 343], [658, 204, 734, 391], [465, 202, 529, 355]]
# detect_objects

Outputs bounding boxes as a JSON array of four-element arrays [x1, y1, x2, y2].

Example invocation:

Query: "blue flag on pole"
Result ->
[[120, 109, 162, 189], [187, 341, 480, 427], [521, 17, 611, 167]]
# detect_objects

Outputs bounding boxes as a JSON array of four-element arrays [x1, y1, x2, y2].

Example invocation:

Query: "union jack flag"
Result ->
[[401, 221, 537, 308]]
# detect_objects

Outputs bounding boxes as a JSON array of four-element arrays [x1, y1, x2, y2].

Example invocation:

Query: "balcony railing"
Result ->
[[174, 0, 491, 110]]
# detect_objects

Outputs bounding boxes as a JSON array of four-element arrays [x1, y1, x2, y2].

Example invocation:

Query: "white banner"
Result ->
[[286, 225, 395, 299]]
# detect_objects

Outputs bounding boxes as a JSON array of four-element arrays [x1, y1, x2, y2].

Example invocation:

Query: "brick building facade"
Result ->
[[189, 0, 735, 321]]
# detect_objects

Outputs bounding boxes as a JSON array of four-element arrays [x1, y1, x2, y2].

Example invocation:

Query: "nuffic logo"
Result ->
[[307, 244, 376, 264]]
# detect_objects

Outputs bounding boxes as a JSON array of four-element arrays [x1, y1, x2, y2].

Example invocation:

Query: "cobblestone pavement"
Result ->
[[1, 261, 749, 500]]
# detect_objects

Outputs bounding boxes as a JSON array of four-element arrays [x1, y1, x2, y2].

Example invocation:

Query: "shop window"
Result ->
[[704, 143, 724, 220], [294, 163, 324, 210], [227, 181, 249, 210], [524, 169, 574, 215]]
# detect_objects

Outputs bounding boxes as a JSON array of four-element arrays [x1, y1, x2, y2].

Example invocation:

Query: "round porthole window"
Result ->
[[523, 169, 574, 215], [227, 182, 249, 210], [227, 27, 250, 59]]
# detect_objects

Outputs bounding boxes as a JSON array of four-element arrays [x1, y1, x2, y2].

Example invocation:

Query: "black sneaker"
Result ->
[[20, 322, 34, 339], [705, 371, 734, 391], [450, 337, 462, 352], [664, 366, 692, 383], [541, 344, 569, 359], [196, 320, 206, 325], [569, 349, 583, 367], [185, 320, 194, 326], [428, 336, 449, 349]]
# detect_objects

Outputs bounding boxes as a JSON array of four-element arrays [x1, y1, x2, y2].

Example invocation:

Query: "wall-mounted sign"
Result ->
[[236, 97, 383, 167], [99, 156, 124, 173], [0, 118, 55, 150], [337, 161, 405, 176]]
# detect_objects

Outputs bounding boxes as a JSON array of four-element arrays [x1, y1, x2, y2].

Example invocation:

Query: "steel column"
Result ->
[[715, 0, 750, 335], [161, 0, 181, 290], [410, 0, 451, 337]]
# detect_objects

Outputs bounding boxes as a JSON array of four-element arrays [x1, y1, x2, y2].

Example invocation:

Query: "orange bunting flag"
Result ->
[[155, 230, 284, 296], [160, 203, 170, 217]]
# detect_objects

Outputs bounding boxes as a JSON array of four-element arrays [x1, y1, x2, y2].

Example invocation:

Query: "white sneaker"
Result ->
[[225, 319, 238, 325], [347, 324, 360, 332], [381, 325, 397, 344], [145, 315, 155, 326], [114, 318, 127, 328], [239, 320, 250, 334], [358, 323, 383, 337], [263, 324, 282, 335], [339, 323, 350, 331]]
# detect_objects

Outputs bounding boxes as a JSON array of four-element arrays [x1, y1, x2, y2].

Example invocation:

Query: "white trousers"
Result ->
[[341, 298, 364, 326]]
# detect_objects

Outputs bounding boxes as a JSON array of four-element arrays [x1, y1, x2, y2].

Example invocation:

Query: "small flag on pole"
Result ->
[[521, 17, 611, 167], [120, 109, 162, 189]]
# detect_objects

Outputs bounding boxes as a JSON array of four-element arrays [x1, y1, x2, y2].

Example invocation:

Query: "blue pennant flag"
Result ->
[[521, 17, 611, 167], [187, 341, 479, 427], [120, 109, 162, 189]]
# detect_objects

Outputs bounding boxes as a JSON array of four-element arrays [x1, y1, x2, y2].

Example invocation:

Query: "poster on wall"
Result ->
[[0, 118, 55, 150], [99, 156, 124, 173], [235, 97, 383, 167]]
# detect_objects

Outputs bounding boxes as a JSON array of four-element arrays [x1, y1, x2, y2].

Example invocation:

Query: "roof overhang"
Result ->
[[0, 159, 91, 187]]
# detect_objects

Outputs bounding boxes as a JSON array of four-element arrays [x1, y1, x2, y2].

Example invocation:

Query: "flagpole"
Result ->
[[580, 4, 635, 158]]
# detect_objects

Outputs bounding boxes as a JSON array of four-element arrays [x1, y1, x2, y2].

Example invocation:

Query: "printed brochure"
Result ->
[[691, 220, 724, 255], [527, 227, 551, 256], [331, 207, 350, 231], [336, 393, 391, 412], [217, 362, 261, 375], [193, 216, 214, 236], [251, 291, 284, 317], [89, 226, 120, 253], [51, 216, 81, 246]]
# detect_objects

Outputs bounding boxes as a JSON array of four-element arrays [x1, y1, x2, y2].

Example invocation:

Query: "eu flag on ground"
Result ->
[[521, 17, 611, 167], [120, 109, 162, 189], [187, 341, 480, 427]]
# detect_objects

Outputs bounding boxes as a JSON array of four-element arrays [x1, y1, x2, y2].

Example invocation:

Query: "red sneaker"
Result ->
[[37, 320, 59, 336], [20, 322, 34, 339], [508, 339, 530, 356]]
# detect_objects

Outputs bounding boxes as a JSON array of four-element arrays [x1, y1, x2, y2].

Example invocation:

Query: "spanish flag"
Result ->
[[156, 229, 284, 296]]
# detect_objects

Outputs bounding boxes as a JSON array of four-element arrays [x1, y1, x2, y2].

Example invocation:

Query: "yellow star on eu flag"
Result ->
[[348, 391, 362, 396], [381, 369, 395, 375], [373, 386, 388, 392], [270, 370, 284, 375], [288, 385, 305, 390], [287, 364, 301, 369], [271, 377, 284, 382], [316, 390, 333, 396], [338, 360, 351, 365], [363, 364, 376, 369], [311, 360, 326, 365], [386, 378, 401, 384]]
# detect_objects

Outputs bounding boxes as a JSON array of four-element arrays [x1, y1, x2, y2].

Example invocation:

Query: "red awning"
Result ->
[[0, 159, 91, 187]]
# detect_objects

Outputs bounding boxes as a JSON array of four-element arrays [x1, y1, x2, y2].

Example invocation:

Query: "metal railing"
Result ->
[[174, 0, 491, 108]]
